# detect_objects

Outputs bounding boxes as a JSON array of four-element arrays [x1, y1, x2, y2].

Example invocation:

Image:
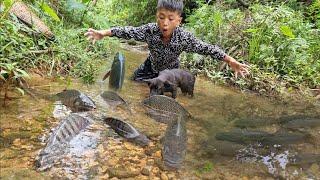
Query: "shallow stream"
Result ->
[[0, 43, 319, 179]]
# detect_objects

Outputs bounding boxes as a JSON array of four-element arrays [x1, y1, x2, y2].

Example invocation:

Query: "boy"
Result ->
[[84, 0, 249, 81]]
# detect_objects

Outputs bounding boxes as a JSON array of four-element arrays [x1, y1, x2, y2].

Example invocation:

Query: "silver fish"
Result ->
[[100, 91, 128, 107], [162, 114, 187, 169], [35, 113, 91, 170], [103, 52, 126, 90], [56, 89, 96, 112], [142, 95, 191, 124], [104, 117, 150, 147]]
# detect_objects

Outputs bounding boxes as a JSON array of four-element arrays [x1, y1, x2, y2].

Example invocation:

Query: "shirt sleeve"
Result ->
[[183, 32, 226, 61], [110, 24, 151, 42]]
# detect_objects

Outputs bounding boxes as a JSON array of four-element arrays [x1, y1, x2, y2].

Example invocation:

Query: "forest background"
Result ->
[[0, 0, 319, 100]]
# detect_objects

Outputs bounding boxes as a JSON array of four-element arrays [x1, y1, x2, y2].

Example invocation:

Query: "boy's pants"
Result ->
[[132, 58, 158, 81], [132, 58, 179, 81]]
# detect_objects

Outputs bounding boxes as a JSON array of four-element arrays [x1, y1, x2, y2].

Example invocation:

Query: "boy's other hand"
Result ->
[[224, 55, 250, 79], [84, 28, 107, 44]]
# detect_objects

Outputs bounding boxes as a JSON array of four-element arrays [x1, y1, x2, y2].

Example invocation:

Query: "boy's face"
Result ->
[[156, 8, 182, 39]]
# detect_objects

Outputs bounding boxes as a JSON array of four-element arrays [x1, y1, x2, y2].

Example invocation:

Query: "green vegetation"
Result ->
[[1, 0, 319, 100], [182, 2, 320, 95], [0, 0, 117, 102]]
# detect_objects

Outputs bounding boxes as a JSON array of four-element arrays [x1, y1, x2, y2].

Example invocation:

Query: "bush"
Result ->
[[183, 3, 320, 93]]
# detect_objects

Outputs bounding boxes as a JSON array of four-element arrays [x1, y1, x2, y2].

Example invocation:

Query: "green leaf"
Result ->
[[16, 69, 30, 78], [82, 0, 91, 3], [280, 25, 295, 38], [67, 0, 86, 10], [40, 2, 60, 21], [0, 70, 8, 75], [15, 87, 25, 96], [0, 74, 6, 81], [243, 28, 259, 33], [3, 0, 14, 9]]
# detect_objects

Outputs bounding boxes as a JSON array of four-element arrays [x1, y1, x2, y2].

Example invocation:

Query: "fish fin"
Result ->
[[102, 69, 111, 81]]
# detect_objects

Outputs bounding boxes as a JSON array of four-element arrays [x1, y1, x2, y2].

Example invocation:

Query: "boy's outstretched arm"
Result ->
[[85, 24, 152, 44], [183, 32, 249, 78], [84, 28, 112, 44], [223, 55, 250, 79]]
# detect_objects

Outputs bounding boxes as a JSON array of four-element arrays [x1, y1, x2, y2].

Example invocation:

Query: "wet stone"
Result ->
[[160, 172, 169, 180], [141, 165, 152, 176], [107, 166, 140, 179], [147, 159, 155, 166]]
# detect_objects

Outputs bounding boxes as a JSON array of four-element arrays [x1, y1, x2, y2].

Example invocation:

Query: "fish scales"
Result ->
[[36, 113, 91, 170], [162, 114, 188, 169], [104, 117, 150, 146], [143, 95, 191, 124], [56, 89, 96, 112]]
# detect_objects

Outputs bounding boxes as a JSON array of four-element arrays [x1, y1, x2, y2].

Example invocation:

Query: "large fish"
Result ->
[[103, 117, 150, 147], [280, 116, 320, 130], [100, 90, 128, 107], [289, 154, 320, 165], [142, 95, 191, 124], [56, 89, 96, 112], [215, 129, 273, 145], [35, 113, 91, 170], [162, 114, 187, 169], [103, 52, 126, 90]]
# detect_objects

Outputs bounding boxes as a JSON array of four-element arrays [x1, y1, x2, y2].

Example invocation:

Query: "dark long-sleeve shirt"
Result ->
[[111, 23, 226, 72]]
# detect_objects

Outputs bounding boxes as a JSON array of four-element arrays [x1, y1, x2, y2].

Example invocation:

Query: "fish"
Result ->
[[35, 113, 91, 170], [103, 117, 150, 147], [261, 131, 310, 145], [100, 90, 128, 107], [289, 154, 320, 165], [56, 89, 96, 112], [280, 117, 320, 130], [204, 140, 246, 157], [103, 52, 126, 90], [233, 117, 279, 128], [142, 95, 191, 124], [162, 114, 187, 169], [215, 129, 273, 145]]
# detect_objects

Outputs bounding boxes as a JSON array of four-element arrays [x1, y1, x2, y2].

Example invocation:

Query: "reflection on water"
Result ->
[[0, 44, 319, 179]]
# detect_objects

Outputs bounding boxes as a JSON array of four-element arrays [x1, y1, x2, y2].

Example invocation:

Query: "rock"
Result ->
[[154, 151, 162, 158], [167, 173, 175, 180], [141, 166, 152, 176], [152, 167, 160, 177], [309, 163, 319, 175], [147, 159, 155, 166], [107, 167, 140, 179], [160, 172, 169, 180], [155, 158, 166, 171]]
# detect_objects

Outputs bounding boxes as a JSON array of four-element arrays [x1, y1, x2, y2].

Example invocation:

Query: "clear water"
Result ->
[[1, 44, 319, 179]]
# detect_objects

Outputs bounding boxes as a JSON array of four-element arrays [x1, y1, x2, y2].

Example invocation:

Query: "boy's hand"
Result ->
[[224, 55, 250, 79], [84, 28, 110, 44]]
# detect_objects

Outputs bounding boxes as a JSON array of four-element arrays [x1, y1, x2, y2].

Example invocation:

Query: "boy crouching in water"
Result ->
[[85, 0, 249, 82]]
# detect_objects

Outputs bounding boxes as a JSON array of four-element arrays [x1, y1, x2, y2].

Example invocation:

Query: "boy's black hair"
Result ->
[[157, 0, 184, 15]]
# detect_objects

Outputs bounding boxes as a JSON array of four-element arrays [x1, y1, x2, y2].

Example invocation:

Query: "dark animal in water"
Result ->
[[56, 89, 96, 112], [289, 154, 320, 165], [216, 129, 310, 145], [233, 117, 279, 128], [280, 116, 320, 130], [103, 117, 150, 147], [35, 113, 91, 170], [144, 69, 195, 99], [162, 114, 187, 169], [142, 95, 191, 124], [261, 131, 310, 145], [103, 52, 126, 90], [215, 129, 273, 145]]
